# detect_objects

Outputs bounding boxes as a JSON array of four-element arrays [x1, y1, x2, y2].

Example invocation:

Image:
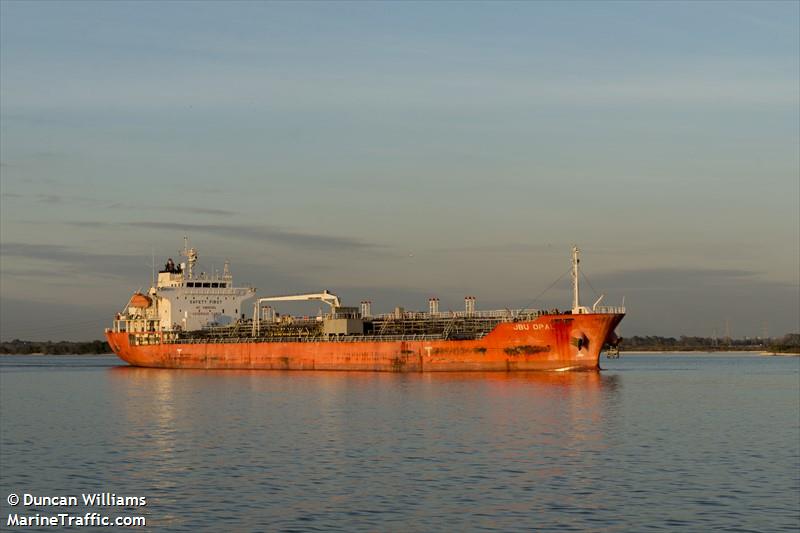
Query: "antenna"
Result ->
[[151, 247, 155, 288], [180, 235, 197, 279]]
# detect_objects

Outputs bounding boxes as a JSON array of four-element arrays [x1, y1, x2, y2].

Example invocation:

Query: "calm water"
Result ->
[[1, 353, 798, 532]]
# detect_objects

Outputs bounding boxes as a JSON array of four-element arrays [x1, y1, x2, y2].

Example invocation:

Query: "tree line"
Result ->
[[0, 339, 110, 355], [621, 334, 799, 353]]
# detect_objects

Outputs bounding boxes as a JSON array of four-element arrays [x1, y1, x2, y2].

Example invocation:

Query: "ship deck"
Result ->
[[117, 305, 625, 348], [163, 308, 561, 344]]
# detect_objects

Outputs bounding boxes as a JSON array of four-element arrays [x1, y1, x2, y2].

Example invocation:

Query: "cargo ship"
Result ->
[[105, 240, 624, 371]]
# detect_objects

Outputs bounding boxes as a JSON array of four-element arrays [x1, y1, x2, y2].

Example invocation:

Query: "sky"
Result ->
[[1, 1, 798, 341]]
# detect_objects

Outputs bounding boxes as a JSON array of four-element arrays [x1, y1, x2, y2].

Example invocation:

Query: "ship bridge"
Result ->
[[111, 238, 256, 335]]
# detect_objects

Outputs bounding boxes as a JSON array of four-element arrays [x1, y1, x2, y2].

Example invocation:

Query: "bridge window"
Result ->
[[211, 283, 219, 288], [203, 283, 211, 288], [220, 283, 227, 288]]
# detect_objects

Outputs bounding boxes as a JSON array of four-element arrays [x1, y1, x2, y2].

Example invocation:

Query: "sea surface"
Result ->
[[1, 353, 798, 532]]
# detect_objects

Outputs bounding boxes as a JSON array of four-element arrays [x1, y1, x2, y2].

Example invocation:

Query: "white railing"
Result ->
[[373, 308, 549, 321], [592, 306, 626, 314], [164, 333, 447, 344]]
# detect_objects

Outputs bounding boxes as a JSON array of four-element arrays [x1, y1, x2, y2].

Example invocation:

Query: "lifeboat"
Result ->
[[129, 293, 152, 309]]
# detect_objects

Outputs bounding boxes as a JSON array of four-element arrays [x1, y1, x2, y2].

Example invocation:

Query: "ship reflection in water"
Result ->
[[3, 355, 797, 531], [108, 366, 622, 531]]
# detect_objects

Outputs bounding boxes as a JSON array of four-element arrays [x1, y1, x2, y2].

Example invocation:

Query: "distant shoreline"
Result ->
[[0, 352, 114, 356], [621, 350, 799, 356], [0, 340, 110, 356]]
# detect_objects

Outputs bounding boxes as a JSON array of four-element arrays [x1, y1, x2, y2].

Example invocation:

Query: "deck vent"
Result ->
[[465, 296, 476, 316]]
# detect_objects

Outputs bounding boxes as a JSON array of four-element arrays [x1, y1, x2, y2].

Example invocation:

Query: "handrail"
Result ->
[[372, 308, 549, 320], [163, 333, 448, 344], [591, 306, 626, 314]]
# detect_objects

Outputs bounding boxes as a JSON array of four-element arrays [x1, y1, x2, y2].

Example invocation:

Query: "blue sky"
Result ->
[[1, 1, 798, 340]]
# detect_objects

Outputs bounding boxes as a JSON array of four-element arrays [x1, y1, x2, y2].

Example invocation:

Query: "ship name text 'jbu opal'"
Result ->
[[106, 240, 625, 371]]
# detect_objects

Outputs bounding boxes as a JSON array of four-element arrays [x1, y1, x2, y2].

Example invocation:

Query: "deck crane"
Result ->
[[252, 290, 341, 335]]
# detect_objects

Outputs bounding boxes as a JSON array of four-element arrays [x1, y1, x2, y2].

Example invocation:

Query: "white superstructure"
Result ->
[[119, 238, 256, 333]]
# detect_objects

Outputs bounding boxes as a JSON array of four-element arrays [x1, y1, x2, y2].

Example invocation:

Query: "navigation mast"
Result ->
[[181, 236, 198, 279], [571, 245, 581, 313]]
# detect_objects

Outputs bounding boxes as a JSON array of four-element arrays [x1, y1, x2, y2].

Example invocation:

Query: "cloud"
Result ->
[[34, 193, 62, 204], [2, 242, 98, 262], [586, 267, 791, 291], [169, 206, 236, 216], [0, 242, 146, 279], [121, 221, 379, 251], [95, 203, 237, 216], [433, 242, 562, 254], [0, 266, 68, 279], [27, 151, 65, 160], [39, 219, 381, 252], [6, 68, 797, 114], [4, 194, 235, 216]]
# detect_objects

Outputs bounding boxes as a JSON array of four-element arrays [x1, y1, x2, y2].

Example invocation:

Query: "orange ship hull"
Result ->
[[106, 313, 623, 372]]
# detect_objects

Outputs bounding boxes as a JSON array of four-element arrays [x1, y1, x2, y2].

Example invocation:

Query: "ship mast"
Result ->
[[181, 236, 198, 279], [571, 245, 581, 313]]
